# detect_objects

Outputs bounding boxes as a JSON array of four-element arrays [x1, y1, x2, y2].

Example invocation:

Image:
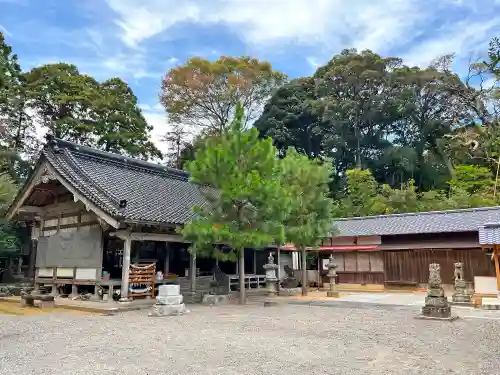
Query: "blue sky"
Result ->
[[1, 0, 500, 152]]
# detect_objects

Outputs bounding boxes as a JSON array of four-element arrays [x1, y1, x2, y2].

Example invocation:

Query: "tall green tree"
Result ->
[[24, 63, 99, 143], [92, 78, 162, 160], [0, 32, 35, 181], [160, 56, 287, 135], [0, 173, 20, 257], [314, 49, 402, 170], [181, 104, 289, 304], [279, 148, 334, 295], [162, 123, 192, 169], [255, 77, 325, 158], [25, 64, 161, 160]]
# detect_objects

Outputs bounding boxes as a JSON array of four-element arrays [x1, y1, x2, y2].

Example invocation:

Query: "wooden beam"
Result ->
[[111, 231, 187, 243], [494, 245, 500, 293], [18, 206, 44, 214]]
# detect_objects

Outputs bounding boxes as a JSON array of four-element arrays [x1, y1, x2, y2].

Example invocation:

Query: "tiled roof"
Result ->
[[479, 224, 500, 245], [42, 138, 211, 225], [334, 207, 500, 237]]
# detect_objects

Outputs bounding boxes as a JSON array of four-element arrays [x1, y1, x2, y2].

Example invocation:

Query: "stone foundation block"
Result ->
[[326, 291, 340, 298], [149, 303, 187, 317], [156, 295, 183, 305], [158, 284, 180, 297], [421, 305, 452, 319], [279, 288, 302, 297], [33, 300, 55, 309], [427, 288, 445, 298], [202, 294, 230, 305], [424, 296, 449, 306]]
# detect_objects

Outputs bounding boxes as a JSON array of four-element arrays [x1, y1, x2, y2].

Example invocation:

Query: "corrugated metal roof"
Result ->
[[479, 224, 500, 245], [334, 207, 500, 237]]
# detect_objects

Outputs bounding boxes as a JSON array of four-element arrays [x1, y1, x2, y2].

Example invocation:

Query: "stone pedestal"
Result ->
[[451, 262, 472, 305], [326, 255, 339, 298], [416, 263, 458, 321], [149, 284, 188, 317], [263, 252, 278, 297], [202, 294, 230, 305]]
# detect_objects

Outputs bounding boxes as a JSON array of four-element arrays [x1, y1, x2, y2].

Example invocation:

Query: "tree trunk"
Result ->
[[301, 248, 307, 296], [239, 249, 246, 304]]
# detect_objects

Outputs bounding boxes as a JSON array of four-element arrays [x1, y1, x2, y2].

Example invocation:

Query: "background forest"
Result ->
[[2, 32, 500, 255]]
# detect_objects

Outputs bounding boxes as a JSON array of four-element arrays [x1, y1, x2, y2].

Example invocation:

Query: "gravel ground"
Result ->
[[1, 304, 500, 375]]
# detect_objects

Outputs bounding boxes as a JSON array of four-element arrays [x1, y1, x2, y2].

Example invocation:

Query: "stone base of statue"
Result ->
[[451, 279, 472, 306], [279, 287, 301, 296], [415, 264, 458, 321], [265, 279, 277, 296], [202, 294, 230, 305], [326, 290, 340, 298], [149, 285, 188, 317], [416, 290, 457, 320]]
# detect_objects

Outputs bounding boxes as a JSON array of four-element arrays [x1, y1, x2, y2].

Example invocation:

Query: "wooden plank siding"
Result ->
[[383, 248, 495, 284], [321, 251, 385, 285]]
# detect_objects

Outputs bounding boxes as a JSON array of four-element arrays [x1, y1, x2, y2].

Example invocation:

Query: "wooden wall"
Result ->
[[383, 248, 495, 284], [322, 251, 385, 284]]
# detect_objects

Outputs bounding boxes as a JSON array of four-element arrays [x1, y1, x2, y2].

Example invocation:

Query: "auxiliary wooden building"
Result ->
[[320, 209, 499, 288]]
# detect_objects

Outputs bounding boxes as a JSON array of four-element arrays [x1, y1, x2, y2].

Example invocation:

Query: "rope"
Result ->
[[130, 263, 155, 270]]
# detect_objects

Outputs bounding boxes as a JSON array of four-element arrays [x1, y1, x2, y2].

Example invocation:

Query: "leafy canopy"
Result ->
[[279, 148, 335, 249], [0, 174, 20, 255], [161, 56, 287, 135], [181, 103, 290, 260]]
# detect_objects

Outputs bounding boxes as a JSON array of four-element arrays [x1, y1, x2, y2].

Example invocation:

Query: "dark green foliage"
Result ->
[[181, 104, 290, 303]]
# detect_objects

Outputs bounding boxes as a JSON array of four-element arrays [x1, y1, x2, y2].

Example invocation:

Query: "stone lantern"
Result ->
[[263, 252, 279, 296], [326, 254, 339, 298]]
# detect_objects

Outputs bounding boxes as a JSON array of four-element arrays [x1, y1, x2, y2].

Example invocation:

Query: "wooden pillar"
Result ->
[[189, 251, 196, 294], [276, 246, 281, 294], [164, 243, 170, 274], [494, 246, 500, 293], [316, 251, 321, 289], [119, 236, 132, 302]]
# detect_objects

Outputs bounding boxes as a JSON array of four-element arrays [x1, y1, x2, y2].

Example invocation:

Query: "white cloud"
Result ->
[[0, 24, 12, 37], [104, 0, 473, 54], [402, 18, 500, 68]]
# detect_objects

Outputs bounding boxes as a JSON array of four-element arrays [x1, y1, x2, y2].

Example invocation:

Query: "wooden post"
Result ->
[[494, 246, 500, 293], [317, 250, 321, 289], [189, 251, 196, 294], [276, 246, 281, 294], [119, 236, 132, 302], [238, 249, 245, 304], [166, 246, 170, 274]]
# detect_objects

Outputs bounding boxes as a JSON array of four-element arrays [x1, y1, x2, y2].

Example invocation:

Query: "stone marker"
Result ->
[[149, 284, 188, 317], [451, 262, 472, 305], [326, 254, 339, 298], [416, 263, 458, 321], [263, 252, 278, 297]]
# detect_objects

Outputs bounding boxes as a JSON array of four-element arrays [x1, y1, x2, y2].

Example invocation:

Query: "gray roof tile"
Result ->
[[43, 138, 210, 225], [479, 224, 500, 245], [334, 207, 500, 237]]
